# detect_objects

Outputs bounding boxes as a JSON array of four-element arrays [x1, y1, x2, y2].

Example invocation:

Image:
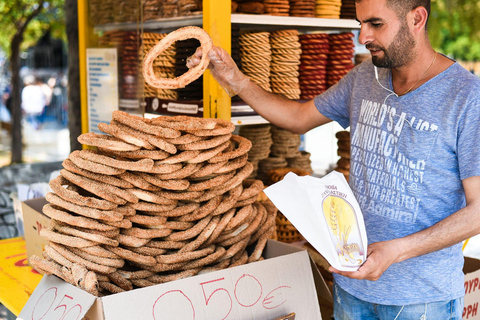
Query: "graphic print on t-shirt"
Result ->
[[349, 99, 438, 224]]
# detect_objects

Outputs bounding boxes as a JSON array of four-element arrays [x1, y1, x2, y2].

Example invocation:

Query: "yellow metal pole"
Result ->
[[77, 0, 89, 135], [202, 0, 231, 120]]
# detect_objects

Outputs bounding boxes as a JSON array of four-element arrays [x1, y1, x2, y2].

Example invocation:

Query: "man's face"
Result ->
[[356, 0, 416, 68]]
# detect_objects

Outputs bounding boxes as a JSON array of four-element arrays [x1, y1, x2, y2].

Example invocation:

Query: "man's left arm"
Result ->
[[330, 175, 480, 281]]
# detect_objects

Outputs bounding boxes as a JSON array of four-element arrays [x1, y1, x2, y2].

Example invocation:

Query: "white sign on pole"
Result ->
[[86, 48, 119, 133]]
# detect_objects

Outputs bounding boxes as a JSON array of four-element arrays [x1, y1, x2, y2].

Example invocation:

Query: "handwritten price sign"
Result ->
[[102, 251, 321, 319], [17, 275, 96, 320]]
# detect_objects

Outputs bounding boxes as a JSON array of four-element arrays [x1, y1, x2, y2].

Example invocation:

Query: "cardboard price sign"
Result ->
[[101, 251, 321, 319], [17, 275, 96, 320]]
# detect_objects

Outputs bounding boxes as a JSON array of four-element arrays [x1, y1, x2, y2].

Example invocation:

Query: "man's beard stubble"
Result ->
[[367, 21, 416, 69]]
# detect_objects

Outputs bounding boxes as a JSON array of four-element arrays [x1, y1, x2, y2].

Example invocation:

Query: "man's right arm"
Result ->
[[188, 46, 332, 134]]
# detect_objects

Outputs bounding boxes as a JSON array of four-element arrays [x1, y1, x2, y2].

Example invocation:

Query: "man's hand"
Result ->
[[187, 45, 250, 97], [329, 240, 400, 281]]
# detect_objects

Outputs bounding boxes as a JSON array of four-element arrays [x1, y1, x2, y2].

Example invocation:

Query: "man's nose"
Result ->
[[358, 25, 372, 46]]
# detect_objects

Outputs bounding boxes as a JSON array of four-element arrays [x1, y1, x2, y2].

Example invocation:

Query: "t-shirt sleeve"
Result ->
[[458, 94, 480, 180], [313, 65, 359, 129]]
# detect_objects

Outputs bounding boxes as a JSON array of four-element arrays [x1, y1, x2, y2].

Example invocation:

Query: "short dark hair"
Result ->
[[355, 0, 431, 22]]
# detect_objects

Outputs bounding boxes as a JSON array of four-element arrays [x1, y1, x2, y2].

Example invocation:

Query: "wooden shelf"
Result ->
[[94, 14, 360, 33]]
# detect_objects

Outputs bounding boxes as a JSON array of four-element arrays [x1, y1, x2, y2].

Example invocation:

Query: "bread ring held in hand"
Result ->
[[143, 26, 213, 89]]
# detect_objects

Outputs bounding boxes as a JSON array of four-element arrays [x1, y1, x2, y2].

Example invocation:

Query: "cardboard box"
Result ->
[[464, 257, 480, 319], [18, 240, 333, 320], [21, 197, 50, 260]]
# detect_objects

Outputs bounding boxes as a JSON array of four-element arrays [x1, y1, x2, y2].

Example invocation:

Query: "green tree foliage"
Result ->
[[429, 0, 480, 61], [0, 0, 65, 54]]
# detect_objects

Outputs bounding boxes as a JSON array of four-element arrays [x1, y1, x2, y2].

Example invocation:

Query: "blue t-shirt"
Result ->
[[314, 57, 480, 305]]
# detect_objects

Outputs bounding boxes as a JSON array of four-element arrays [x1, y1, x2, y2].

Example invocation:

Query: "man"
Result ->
[[188, 0, 480, 318]]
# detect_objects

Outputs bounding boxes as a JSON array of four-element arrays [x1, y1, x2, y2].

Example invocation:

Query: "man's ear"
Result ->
[[411, 6, 428, 30]]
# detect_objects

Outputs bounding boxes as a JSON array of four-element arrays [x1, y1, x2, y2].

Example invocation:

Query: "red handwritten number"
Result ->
[[53, 295, 82, 320], [31, 287, 57, 320], [262, 286, 291, 309], [234, 274, 262, 308], [200, 278, 233, 320], [152, 290, 195, 320]]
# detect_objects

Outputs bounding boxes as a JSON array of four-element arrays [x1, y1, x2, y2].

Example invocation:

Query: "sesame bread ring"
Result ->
[[147, 202, 199, 218], [177, 134, 232, 151], [114, 234, 151, 248], [78, 132, 141, 151], [126, 246, 167, 257], [211, 184, 243, 216], [49, 242, 117, 274], [138, 173, 189, 191], [208, 135, 252, 163], [230, 251, 248, 268], [150, 116, 216, 131], [188, 161, 228, 179], [127, 214, 167, 226], [60, 169, 131, 205], [143, 26, 213, 89], [46, 192, 124, 222], [62, 159, 134, 189], [77, 149, 155, 172], [69, 150, 125, 175], [79, 246, 122, 259], [146, 240, 188, 250], [130, 279, 157, 288], [43, 204, 117, 231], [155, 163, 201, 180], [178, 216, 220, 253], [116, 270, 155, 280], [164, 134, 204, 145], [186, 172, 235, 192], [181, 246, 226, 270], [99, 218, 132, 229], [29, 255, 63, 278], [107, 272, 133, 291], [128, 201, 178, 213], [99, 281, 125, 294], [98, 122, 155, 149], [155, 244, 216, 264], [159, 190, 205, 201], [53, 220, 120, 238], [223, 236, 250, 260], [176, 195, 222, 222], [128, 189, 177, 205], [68, 247, 125, 269], [98, 148, 170, 161], [238, 179, 264, 201], [186, 141, 231, 164], [49, 175, 118, 210], [217, 204, 264, 247], [164, 215, 213, 241], [44, 244, 73, 268], [117, 172, 161, 191], [121, 227, 173, 239], [224, 204, 254, 233], [216, 154, 249, 174], [40, 228, 97, 248], [203, 208, 236, 246], [151, 162, 184, 174], [247, 231, 270, 263], [112, 110, 181, 138], [147, 268, 202, 284], [106, 246, 157, 266], [50, 220, 119, 247], [156, 150, 201, 165], [186, 118, 235, 137]]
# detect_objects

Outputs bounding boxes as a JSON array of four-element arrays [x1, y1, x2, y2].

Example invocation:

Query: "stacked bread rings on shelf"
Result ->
[[29, 111, 278, 296]]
